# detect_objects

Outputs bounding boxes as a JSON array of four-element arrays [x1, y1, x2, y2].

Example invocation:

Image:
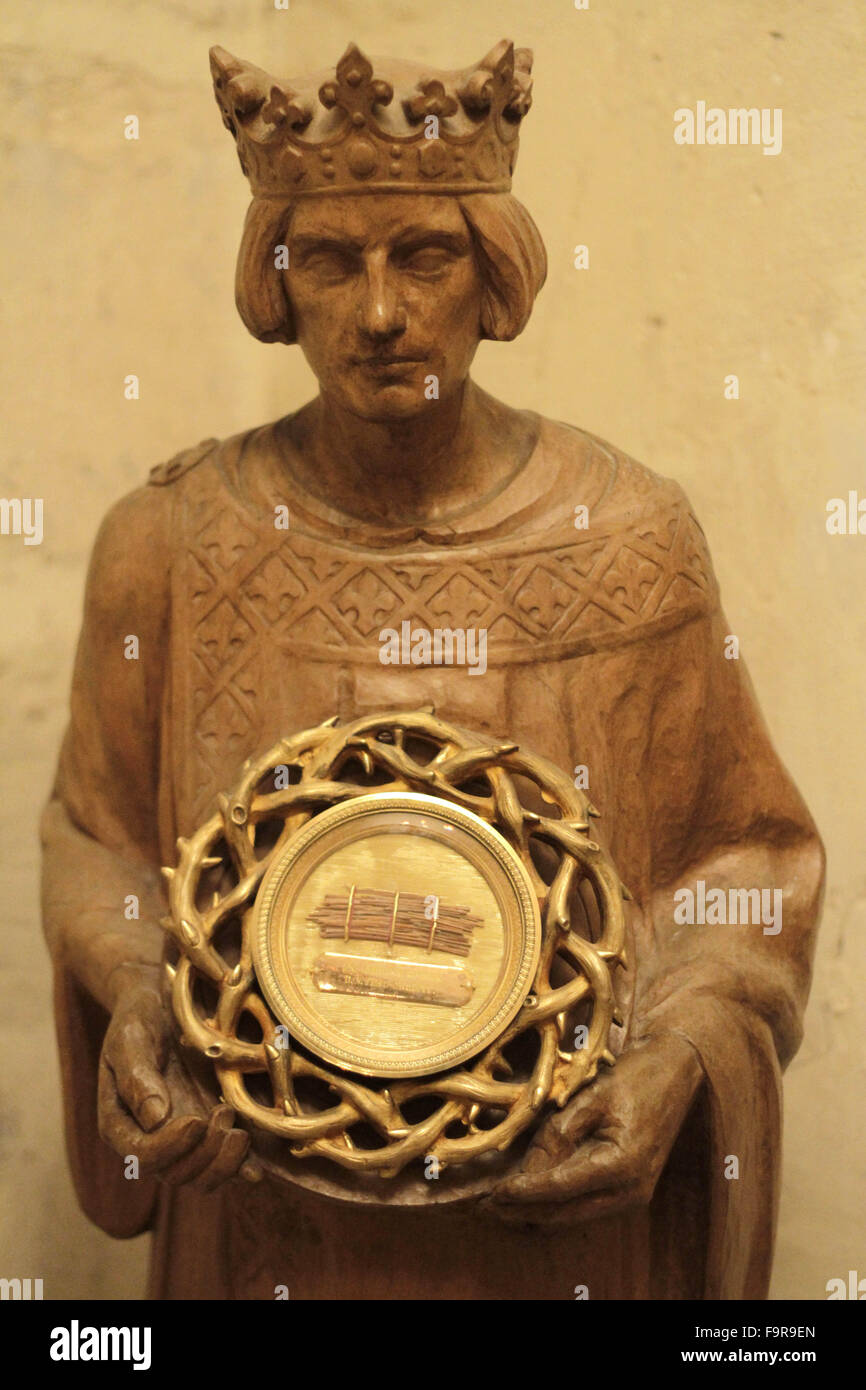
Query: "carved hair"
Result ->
[[234, 193, 547, 346]]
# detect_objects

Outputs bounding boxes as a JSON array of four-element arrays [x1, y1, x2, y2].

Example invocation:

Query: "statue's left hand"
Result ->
[[484, 1031, 704, 1226]]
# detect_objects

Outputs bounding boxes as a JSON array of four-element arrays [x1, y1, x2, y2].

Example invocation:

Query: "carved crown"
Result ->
[[209, 39, 533, 199]]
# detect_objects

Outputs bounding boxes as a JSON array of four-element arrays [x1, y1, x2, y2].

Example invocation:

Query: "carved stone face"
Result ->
[[282, 193, 485, 422]]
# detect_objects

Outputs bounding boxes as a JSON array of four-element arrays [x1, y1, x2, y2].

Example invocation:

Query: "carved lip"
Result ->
[[352, 354, 425, 369]]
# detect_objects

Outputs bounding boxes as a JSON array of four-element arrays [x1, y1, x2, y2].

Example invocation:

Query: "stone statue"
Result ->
[[41, 39, 824, 1299]]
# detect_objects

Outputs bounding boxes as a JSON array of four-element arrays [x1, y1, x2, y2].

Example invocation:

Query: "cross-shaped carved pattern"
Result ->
[[184, 489, 713, 665], [195, 505, 259, 576], [514, 564, 576, 628], [242, 552, 308, 627], [599, 546, 664, 615], [333, 567, 403, 637], [196, 596, 254, 678], [176, 476, 715, 817], [193, 672, 258, 810], [426, 571, 492, 624]]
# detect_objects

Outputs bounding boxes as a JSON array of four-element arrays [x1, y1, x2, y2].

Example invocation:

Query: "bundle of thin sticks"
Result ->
[[307, 886, 483, 956]]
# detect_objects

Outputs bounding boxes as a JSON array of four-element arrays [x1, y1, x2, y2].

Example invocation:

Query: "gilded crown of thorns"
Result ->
[[162, 709, 627, 1176]]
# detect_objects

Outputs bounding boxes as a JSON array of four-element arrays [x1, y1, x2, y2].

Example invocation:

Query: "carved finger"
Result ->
[[98, 1056, 206, 1167], [187, 1126, 252, 1194], [521, 1092, 608, 1173], [159, 1105, 239, 1187], [491, 1136, 624, 1205], [105, 1022, 171, 1132], [239, 1155, 264, 1183], [143, 1002, 171, 1074], [486, 1142, 646, 1227]]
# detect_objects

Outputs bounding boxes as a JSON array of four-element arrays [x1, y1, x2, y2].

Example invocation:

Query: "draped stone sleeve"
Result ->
[[41, 481, 174, 1238], [626, 507, 825, 1298], [493, 452, 823, 1295]]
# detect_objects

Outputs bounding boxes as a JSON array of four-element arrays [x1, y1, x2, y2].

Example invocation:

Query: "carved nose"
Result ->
[[357, 273, 407, 340]]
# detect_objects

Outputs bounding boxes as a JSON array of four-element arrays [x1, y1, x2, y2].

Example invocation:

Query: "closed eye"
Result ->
[[299, 249, 358, 280], [392, 233, 469, 277], [397, 248, 455, 275]]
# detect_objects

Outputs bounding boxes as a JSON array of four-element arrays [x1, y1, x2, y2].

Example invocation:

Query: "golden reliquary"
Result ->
[[161, 709, 628, 1175]]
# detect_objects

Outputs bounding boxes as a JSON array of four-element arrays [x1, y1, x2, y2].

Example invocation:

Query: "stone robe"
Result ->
[[45, 412, 824, 1299]]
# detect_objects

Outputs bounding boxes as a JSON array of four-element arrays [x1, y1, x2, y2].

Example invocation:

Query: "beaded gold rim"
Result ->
[[251, 791, 542, 1078]]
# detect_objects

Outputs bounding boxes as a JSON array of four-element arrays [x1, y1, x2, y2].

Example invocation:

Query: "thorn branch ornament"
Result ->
[[162, 709, 628, 1176]]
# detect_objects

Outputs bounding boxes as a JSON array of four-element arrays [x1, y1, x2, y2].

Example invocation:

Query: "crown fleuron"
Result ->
[[209, 39, 533, 199]]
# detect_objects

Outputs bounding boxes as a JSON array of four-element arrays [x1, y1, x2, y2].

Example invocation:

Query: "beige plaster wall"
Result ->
[[1, 0, 862, 1300]]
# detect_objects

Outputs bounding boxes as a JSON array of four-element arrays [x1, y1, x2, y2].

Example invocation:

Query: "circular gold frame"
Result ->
[[161, 708, 628, 1176], [251, 792, 541, 1077]]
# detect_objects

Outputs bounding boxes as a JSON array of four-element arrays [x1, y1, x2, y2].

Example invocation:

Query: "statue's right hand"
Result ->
[[97, 979, 260, 1190]]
